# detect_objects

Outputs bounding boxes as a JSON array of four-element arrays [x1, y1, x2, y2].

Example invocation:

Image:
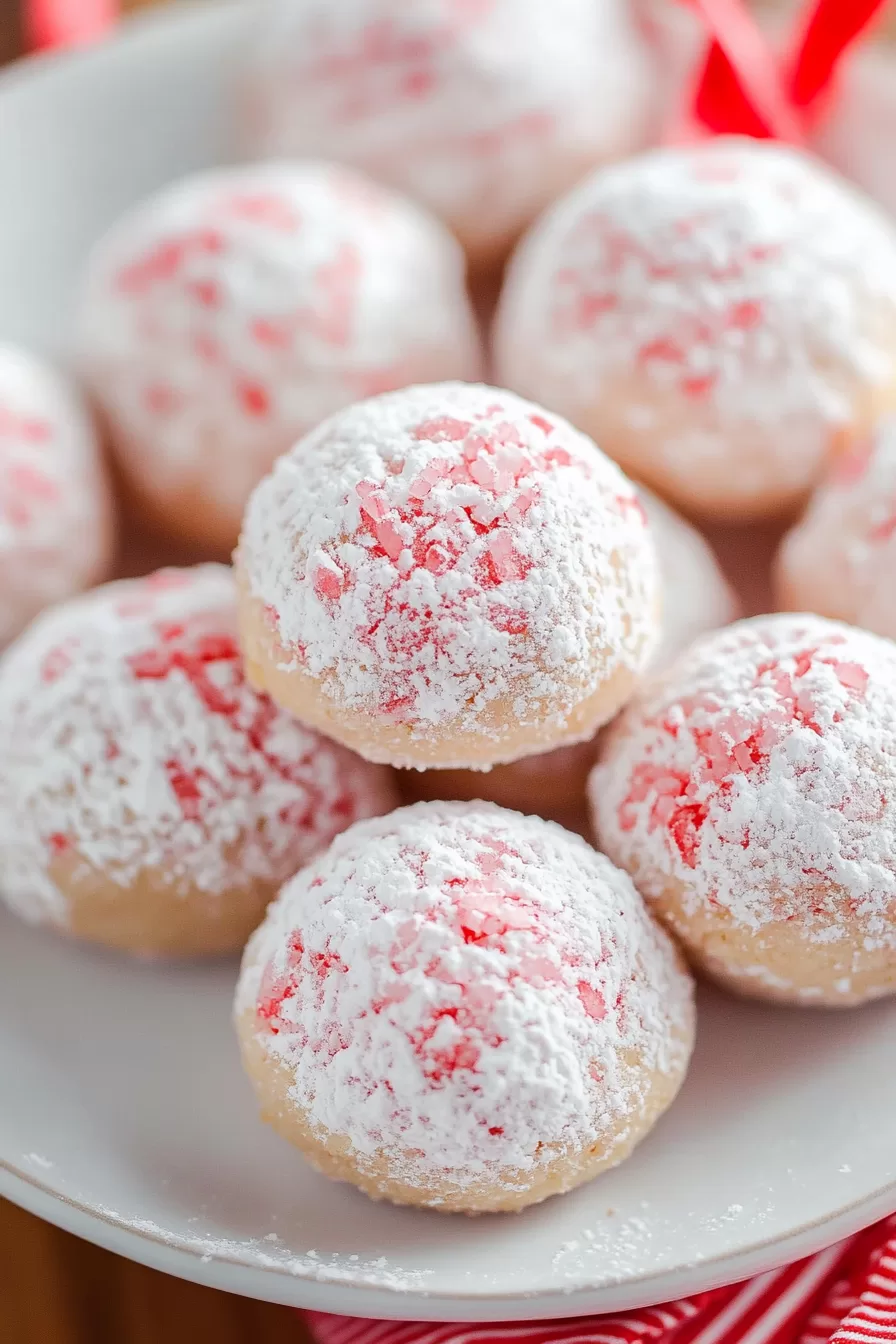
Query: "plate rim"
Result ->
[[4, 1158, 896, 1320], [0, 0, 244, 101]]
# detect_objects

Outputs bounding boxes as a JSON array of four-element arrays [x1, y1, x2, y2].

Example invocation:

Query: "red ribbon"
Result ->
[[25, 0, 117, 51], [785, 0, 890, 120], [684, 0, 892, 142]]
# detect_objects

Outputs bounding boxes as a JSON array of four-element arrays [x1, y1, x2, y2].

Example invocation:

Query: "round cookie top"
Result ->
[[494, 138, 896, 504], [591, 614, 896, 940], [0, 565, 391, 928], [240, 381, 658, 746], [76, 161, 479, 521], [238, 800, 693, 1195], [245, 0, 651, 251], [0, 344, 110, 646], [777, 419, 896, 640]]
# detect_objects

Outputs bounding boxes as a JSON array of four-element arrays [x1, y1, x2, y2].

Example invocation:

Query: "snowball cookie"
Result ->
[[243, 0, 653, 266], [0, 344, 112, 648], [75, 162, 481, 551], [776, 420, 896, 640], [237, 382, 660, 770], [235, 801, 695, 1213], [0, 565, 397, 958], [404, 487, 736, 815], [494, 138, 896, 521], [591, 614, 896, 1006]]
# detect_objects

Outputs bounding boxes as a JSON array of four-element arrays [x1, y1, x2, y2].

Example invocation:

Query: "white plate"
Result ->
[[2, 0, 896, 1322]]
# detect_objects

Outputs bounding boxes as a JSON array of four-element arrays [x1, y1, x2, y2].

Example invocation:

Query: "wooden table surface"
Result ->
[[2, 1199, 305, 1344], [0, 5, 307, 1339]]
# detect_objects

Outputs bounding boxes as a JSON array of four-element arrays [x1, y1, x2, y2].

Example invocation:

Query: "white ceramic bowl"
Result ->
[[1, 0, 896, 1322]]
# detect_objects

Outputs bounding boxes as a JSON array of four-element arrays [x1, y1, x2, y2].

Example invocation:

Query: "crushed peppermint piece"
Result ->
[[494, 138, 896, 518], [239, 382, 659, 762], [0, 344, 112, 648], [76, 161, 480, 546], [0, 565, 395, 931], [236, 801, 694, 1207], [777, 416, 896, 640], [591, 614, 896, 953]]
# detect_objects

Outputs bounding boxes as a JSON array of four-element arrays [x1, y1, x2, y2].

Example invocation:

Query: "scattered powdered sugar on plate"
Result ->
[[241, 381, 658, 743], [87, 1207, 432, 1290], [0, 564, 393, 927], [76, 161, 480, 529], [592, 614, 896, 940], [237, 801, 693, 1202], [24, 1152, 54, 1169], [495, 138, 896, 500], [0, 343, 111, 647]]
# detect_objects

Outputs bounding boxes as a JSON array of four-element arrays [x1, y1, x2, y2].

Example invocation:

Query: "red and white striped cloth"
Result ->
[[307, 1217, 896, 1344]]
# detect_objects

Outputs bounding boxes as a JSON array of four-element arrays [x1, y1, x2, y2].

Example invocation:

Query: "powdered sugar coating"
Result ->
[[244, 0, 652, 259], [239, 382, 659, 764], [236, 801, 694, 1204], [494, 138, 896, 518], [76, 162, 480, 545], [0, 344, 112, 647], [0, 565, 395, 930], [591, 615, 896, 946], [776, 419, 896, 640]]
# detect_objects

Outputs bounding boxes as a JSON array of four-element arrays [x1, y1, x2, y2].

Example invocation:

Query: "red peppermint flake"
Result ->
[[375, 517, 405, 562], [639, 336, 687, 366], [145, 383, 180, 416], [869, 510, 896, 545], [313, 560, 346, 601], [0, 406, 52, 443], [668, 800, 710, 869], [483, 531, 531, 585], [238, 380, 270, 417], [41, 642, 76, 685], [128, 629, 242, 718], [251, 317, 292, 349], [223, 193, 300, 232], [575, 291, 619, 327], [577, 981, 607, 1021], [400, 67, 435, 98], [681, 373, 718, 401], [489, 605, 528, 635], [186, 278, 221, 308], [727, 299, 763, 330], [164, 758, 204, 821], [413, 416, 474, 443], [5, 462, 58, 502], [423, 542, 454, 576], [616, 491, 649, 526], [309, 947, 348, 978]]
